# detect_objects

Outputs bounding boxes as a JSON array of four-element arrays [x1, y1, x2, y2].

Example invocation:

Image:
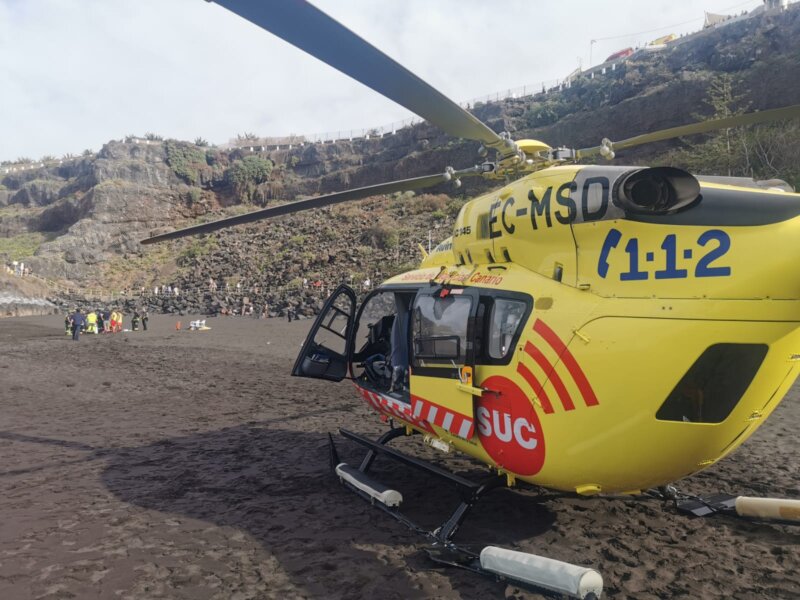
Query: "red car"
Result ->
[[605, 47, 634, 62]]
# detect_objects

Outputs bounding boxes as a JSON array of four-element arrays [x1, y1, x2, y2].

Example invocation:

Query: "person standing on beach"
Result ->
[[70, 309, 86, 341], [141, 309, 149, 331], [86, 310, 98, 334]]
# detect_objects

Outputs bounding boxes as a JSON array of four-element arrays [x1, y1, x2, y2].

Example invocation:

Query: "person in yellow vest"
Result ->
[[86, 310, 98, 334], [115, 310, 124, 333]]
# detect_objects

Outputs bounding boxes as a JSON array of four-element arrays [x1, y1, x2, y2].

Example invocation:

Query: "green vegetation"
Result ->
[[224, 155, 273, 202], [653, 75, 800, 189], [523, 103, 560, 128], [0, 204, 42, 219], [446, 197, 467, 218], [361, 223, 398, 249], [186, 186, 202, 205], [177, 236, 218, 265], [165, 141, 208, 185], [101, 243, 176, 290], [0, 232, 45, 261], [95, 178, 126, 190]]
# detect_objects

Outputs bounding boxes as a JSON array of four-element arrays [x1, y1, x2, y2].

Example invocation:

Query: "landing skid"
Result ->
[[328, 426, 603, 600]]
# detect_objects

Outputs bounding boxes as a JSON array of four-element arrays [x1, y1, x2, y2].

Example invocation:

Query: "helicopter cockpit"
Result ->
[[293, 282, 534, 408], [351, 289, 416, 401]]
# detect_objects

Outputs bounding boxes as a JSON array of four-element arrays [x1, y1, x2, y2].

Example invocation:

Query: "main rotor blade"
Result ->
[[577, 104, 800, 158], [211, 0, 515, 156], [141, 171, 453, 245]]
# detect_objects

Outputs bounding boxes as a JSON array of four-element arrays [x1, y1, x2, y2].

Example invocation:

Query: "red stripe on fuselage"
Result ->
[[524, 342, 575, 411], [516, 362, 555, 414], [533, 319, 599, 407]]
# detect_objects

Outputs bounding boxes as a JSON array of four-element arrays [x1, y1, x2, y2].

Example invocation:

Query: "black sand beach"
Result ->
[[0, 315, 798, 598]]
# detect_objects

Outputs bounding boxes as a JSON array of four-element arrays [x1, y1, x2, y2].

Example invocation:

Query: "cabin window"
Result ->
[[656, 343, 768, 423], [487, 298, 527, 359], [412, 294, 472, 364], [312, 292, 354, 355]]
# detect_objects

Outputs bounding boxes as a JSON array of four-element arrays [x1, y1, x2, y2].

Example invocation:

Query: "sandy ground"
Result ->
[[0, 314, 797, 599]]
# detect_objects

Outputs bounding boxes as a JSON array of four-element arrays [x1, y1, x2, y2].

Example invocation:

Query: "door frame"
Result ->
[[291, 283, 357, 382]]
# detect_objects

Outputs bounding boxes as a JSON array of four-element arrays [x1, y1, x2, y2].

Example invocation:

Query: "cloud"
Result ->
[[0, 0, 764, 161]]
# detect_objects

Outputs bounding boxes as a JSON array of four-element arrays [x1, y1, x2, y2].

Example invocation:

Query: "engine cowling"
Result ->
[[613, 167, 700, 215]]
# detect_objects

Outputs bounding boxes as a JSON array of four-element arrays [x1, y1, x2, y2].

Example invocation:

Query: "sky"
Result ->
[[0, 0, 768, 162]]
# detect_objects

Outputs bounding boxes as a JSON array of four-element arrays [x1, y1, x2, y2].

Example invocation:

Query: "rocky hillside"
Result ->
[[51, 192, 463, 318], [3, 4, 800, 315], [0, 273, 56, 317]]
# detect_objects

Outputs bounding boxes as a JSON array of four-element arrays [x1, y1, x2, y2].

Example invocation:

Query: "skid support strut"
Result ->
[[329, 427, 604, 599], [330, 426, 505, 543]]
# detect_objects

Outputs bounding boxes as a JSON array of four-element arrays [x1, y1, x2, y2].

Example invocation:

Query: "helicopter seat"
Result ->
[[363, 353, 391, 388]]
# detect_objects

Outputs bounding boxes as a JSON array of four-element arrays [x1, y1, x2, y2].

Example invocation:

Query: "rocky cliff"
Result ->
[[0, 273, 57, 317]]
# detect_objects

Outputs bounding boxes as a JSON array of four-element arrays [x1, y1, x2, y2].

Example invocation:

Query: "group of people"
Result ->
[[66, 308, 149, 341], [5, 261, 31, 277], [152, 284, 180, 297]]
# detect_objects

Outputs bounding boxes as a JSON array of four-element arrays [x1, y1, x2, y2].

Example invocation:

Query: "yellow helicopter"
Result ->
[[145, 2, 800, 596]]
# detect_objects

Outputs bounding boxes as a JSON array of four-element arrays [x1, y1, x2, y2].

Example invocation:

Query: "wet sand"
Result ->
[[0, 314, 798, 599]]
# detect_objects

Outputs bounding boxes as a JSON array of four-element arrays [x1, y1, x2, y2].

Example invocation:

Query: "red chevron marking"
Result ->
[[516, 362, 554, 414], [524, 342, 575, 411], [533, 319, 599, 407]]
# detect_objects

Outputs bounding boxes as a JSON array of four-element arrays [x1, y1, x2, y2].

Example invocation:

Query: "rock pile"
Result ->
[[54, 192, 462, 317]]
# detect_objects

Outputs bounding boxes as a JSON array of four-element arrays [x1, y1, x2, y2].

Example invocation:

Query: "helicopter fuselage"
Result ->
[[353, 164, 800, 494]]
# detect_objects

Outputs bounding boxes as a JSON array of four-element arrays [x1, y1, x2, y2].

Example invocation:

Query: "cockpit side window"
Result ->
[[487, 298, 527, 359], [472, 290, 532, 366]]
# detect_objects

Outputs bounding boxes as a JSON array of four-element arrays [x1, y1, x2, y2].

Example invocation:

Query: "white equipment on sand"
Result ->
[[480, 547, 603, 599], [677, 492, 800, 523], [189, 319, 211, 331], [734, 496, 800, 521]]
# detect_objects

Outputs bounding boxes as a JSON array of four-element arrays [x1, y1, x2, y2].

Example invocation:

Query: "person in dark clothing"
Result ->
[[141, 310, 149, 331], [97, 309, 105, 334], [70, 309, 87, 341], [287, 308, 293, 323], [64, 313, 71, 336], [132, 311, 140, 331], [389, 294, 411, 392]]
